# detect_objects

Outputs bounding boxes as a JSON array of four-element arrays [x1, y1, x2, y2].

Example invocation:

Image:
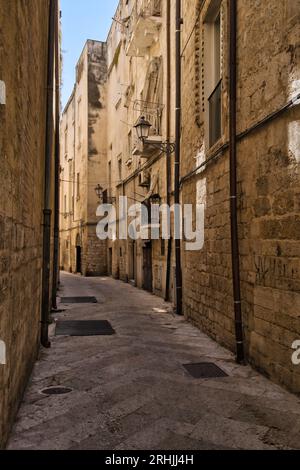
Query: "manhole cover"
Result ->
[[55, 320, 115, 336], [183, 363, 228, 379], [60, 297, 98, 304], [41, 386, 72, 395]]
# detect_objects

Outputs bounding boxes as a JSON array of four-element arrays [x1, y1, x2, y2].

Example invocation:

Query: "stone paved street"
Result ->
[[8, 273, 300, 450]]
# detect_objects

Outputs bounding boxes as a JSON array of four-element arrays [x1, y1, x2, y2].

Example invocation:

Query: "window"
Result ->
[[128, 130, 132, 156], [78, 124, 81, 147], [214, 13, 221, 81], [77, 98, 82, 147], [77, 173, 80, 200], [203, 1, 223, 148], [72, 122, 75, 159], [108, 161, 112, 196], [161, 238, 165, 257], [64, 195, 67, 215], [118, 157, 122, 182], [102, 189, 108, 204], [209, 12, 221, 146], [72, 99, 75, 122], [64, 128, 68, 158]]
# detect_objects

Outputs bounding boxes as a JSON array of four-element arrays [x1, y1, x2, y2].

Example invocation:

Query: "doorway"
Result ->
[[128, 241, 136, 284], [76, 245, 82, 274], [143, 241, 153, 292], [108, 248, 112, 276]]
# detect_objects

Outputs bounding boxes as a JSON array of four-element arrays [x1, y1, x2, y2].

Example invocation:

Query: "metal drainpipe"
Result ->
[[174, 0, 183, 315], [164, 0, 172, 302], [41, 0, 57, 348], [229, 0, 245, 364], [51, 5, 60, 311]]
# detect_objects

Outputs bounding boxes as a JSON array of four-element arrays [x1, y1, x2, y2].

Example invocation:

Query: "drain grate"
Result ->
[[41, 386, 72, 396], [60, 297, 98, 304], [55, 320, 115, 337], [183, 362, 228, 379]]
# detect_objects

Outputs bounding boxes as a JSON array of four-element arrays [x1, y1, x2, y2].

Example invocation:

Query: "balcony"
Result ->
[[126, 0, 162, 57]]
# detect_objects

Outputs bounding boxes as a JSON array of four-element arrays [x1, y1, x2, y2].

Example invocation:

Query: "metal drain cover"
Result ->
[[41, 386, 72, 395], [56, 320, 115, 336], [60, 297, 98, 304], [183, 362, 228, 379]]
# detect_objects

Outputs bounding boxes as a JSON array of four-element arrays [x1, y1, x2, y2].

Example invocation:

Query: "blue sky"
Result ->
[[61, 0, 119, 108]]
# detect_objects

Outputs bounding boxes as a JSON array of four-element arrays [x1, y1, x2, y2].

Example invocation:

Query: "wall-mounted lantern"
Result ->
[[149, 193, 162, 205], [134, 116, 152, 141], [134, 115, 176, 154], [95, 184, 104, 203]]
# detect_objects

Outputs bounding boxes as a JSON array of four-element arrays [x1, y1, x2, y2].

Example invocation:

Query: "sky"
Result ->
[[60, 0, 119, 108]]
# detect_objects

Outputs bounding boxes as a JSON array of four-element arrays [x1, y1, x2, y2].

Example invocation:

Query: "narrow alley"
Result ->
[[1, 0, 300, 456], [7, 273, 300, 451]]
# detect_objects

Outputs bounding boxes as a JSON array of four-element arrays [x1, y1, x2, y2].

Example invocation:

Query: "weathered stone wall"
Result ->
[[236, 0, 300, 391], [60, 41, 108, 277], [0, 0, 50, 447], [86, 41, 108, 275], [85, 226, 107, 276], [106, 0, 177, 300], [59, 90, 75, 272], [181, 0, 300, 392]]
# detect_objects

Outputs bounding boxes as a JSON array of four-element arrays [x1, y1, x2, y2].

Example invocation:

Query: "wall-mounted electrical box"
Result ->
[[0, 81, 6, 105]]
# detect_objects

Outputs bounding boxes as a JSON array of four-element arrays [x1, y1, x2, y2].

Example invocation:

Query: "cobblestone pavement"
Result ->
[[8, 273, 300, 450]]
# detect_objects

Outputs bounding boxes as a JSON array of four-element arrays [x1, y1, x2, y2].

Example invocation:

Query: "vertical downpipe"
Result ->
[[175, 0, 183, 315], [229, 0, 245, 363], [41, 0, 57, 348], [52, 5, 60, 310], [165, 0, 172, 302]]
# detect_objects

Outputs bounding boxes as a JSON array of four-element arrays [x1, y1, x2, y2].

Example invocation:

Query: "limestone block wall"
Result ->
[[236, 0, 300, 391], [0, 0, 50, 447], [85, 226, 108, 276], [106, 0, 177, 300], [181, 0, 300, 393], [60, 41, 108, 277]]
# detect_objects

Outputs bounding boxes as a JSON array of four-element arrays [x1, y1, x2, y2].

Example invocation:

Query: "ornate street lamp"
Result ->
[[94, 184, 104, 203], [149, 193, 162, 205], [134, 116, 152, 141], [134, 116, 176, 154]]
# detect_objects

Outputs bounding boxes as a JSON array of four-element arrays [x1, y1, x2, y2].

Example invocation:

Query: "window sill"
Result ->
[[206, 135, 226, 159]]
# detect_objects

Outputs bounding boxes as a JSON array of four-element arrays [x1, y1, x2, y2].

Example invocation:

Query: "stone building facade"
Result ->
[[106, 0, 177, 300], [60, 0, 300, 394], [60, 40, 108, 276], [0, 0, 58, 447], [180, 0, 300, 393]]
